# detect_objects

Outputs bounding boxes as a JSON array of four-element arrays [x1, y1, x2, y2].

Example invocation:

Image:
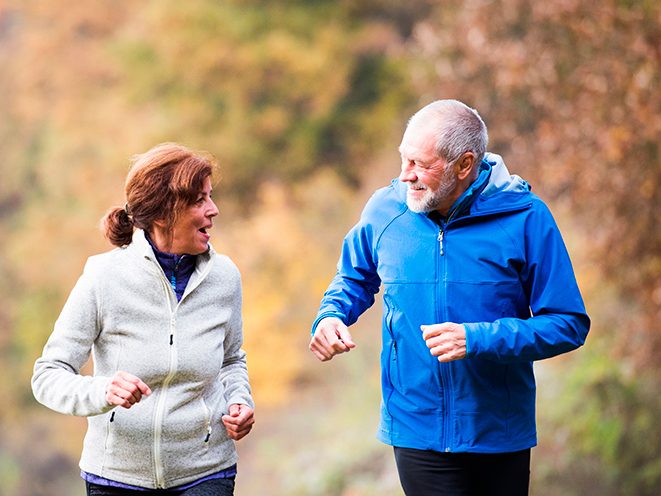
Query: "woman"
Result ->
[[32, 143, 254, 495]]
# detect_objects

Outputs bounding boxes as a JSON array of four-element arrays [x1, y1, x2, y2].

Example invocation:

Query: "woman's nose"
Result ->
[[208, 200, 219, 217]]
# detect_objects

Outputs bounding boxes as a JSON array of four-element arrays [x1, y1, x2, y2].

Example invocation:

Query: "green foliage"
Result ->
[[109, 0, 413, 199], [0, 451, 20, 494], [543, 346, 661, 496]]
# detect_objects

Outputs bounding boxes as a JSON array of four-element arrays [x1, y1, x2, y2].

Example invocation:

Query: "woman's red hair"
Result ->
[[102, 143, 217, 247]]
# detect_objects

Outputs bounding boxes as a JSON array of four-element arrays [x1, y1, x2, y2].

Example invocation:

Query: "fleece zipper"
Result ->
[[152, 279, 179, 489], [148, 256, 213, 488]]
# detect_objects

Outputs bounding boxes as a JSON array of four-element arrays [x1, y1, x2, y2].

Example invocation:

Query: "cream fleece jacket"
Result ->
[[31, 230, 253, 489]]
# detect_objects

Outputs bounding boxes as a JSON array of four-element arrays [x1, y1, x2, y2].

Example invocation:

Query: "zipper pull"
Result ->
[[438, 229, 445, 256], [170, 256, 182, 292]]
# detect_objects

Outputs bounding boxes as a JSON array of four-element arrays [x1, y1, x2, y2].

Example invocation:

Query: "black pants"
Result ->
[[85, 478, 235, 496], [394, 447, 530, 496]]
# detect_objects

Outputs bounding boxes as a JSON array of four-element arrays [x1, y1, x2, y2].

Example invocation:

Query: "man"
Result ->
[[309, 99, 589, 495]]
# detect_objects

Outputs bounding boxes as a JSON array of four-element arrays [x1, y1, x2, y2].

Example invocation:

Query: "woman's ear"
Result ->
[[152, 218, 167, 229]]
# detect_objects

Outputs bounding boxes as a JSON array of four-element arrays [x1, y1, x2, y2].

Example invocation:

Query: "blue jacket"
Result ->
[[313, 153, 589, 454]]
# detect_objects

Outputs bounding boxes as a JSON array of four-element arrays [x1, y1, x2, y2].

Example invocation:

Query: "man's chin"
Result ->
[[406, 198, 433, 213]]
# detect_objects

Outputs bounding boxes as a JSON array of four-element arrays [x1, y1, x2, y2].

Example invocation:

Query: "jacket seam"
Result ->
[[373, 205, 408, 254], [492, 216, 526, 262]]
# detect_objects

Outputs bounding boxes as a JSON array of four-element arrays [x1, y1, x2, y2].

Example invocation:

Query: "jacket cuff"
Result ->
[[311, 312, 347, 336], [463, 322, 481, 358], [227, 388, 255, 410], [89, 376, 115, 416]]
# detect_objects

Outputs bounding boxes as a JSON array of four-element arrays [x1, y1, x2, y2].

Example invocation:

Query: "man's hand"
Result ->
[[106, 371, 152, 409], [421, 322, 467, 362], [222, 403, 255, 441], [309, 317, 356, 362]]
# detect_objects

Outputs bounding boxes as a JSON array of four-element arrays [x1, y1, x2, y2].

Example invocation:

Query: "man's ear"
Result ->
[[456, 152, 476, 180]]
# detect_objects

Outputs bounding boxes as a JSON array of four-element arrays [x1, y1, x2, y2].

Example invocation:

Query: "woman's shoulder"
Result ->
[[82, 245, 137, 277], [207, 250, 241, 279]]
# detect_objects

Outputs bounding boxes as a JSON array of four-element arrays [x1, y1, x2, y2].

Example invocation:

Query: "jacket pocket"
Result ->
[[98, 408, 152, 476], [201, 398, 212, 443], [383, 300, 400, 391]]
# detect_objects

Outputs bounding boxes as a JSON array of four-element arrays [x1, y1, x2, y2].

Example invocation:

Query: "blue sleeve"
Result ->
[[311, 218, 382, 335], [464, 202, 590, 362]]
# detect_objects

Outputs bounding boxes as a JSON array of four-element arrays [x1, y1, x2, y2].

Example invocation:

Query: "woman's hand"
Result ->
[[106, 371, 152, 409], [222, 403, 255, 441]]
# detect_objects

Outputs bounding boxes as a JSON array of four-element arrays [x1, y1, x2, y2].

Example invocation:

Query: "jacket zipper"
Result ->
[[170, 256, 183, 294], [147, 254, 213, 487], [153, 280, 179, 489], [437, 220, 453, 452], [430, 198, 531, 451]]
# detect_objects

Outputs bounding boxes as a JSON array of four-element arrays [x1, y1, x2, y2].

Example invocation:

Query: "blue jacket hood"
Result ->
[[392, 152, 532, 218]]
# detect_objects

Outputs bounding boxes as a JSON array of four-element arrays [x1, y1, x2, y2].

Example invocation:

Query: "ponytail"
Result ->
[[101, 206, 134, 247]]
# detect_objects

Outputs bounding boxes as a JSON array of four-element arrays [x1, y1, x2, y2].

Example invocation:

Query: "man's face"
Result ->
[[398, 126, 459, 214]]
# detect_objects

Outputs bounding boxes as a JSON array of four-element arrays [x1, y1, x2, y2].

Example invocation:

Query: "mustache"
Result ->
[[407, 180, 428, 191]]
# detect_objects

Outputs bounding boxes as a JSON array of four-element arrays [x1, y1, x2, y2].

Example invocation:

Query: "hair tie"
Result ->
[[124, 203, 133, 223]]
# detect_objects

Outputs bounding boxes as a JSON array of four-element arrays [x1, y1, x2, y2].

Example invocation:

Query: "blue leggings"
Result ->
[[394, 447, 530, 496], [85, 478, 234, 496]]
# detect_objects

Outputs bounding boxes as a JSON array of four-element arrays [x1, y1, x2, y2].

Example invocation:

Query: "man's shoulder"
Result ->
[[361, 179, 407, 225]]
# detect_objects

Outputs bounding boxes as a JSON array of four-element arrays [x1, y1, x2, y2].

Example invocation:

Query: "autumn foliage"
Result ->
[[0, 1, 659, 494]]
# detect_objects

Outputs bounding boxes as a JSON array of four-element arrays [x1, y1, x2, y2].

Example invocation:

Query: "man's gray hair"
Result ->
[[408, 99, 488, 166]]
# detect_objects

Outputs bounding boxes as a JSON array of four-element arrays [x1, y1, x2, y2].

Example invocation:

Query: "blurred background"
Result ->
[[1, 0, 659, 494]]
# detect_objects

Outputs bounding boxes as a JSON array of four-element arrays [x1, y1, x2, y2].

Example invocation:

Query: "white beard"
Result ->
[[405, 168, 458, 213]]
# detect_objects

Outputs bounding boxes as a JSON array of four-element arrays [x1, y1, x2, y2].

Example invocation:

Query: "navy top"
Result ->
[[145, 233, 197, 301]]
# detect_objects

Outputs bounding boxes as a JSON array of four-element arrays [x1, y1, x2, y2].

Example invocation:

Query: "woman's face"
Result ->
[[152, 176, 219, 255]]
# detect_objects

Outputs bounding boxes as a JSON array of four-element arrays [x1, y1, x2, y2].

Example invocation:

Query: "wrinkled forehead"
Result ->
[[399, 122, 437, 158]]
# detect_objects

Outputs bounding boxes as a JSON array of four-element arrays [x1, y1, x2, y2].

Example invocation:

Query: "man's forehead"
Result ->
[[400, 126, 436, 155]]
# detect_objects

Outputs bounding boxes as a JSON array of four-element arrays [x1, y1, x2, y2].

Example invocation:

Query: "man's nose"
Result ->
[[399, 162, 417, 182]]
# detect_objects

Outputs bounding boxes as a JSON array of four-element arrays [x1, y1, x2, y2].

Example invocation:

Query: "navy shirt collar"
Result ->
[[144, 232, 197, 301]]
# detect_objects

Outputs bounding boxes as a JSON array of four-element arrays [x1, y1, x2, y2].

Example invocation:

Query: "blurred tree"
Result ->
[[2, 0, 659, 494], [405, 0, 661, 493], [409, 0, 660, 365], [110, 0, 413, 199]]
